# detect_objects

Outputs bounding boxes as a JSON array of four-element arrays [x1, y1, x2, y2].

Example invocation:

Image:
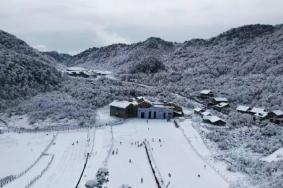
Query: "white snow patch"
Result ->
[[261, 148, 283, 162]]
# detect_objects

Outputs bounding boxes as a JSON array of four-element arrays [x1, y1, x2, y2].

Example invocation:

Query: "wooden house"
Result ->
[[109, 100, 136, 118], [236, 105, 251, 113], [194, 107, 205, 114], [199, 90, 214, 99], [202, 115, 226, 126], [250, 107, 268, 120], [268, 110, 283, 124], [212, 97, 229, 105], [200, 111, 211, 117], [214, 102, 229, 111]]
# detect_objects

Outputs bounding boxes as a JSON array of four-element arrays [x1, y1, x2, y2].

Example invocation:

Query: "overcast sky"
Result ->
[[1, 0, 283, 54]]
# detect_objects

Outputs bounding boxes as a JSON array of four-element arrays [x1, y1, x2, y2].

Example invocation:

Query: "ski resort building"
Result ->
[[109, 97, 183, 119], [137, 103, 174, 119], [109, 101, 137, 118]]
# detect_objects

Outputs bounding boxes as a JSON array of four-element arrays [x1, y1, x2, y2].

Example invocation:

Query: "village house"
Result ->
[[199, 90, 214, 99], [211, 97, 229, 105], [202, 115, 226, 126], [109, 97, 183, 120], [214, 102, 230, 112], [236, 105, 251, 113], [200, 111, 211, 117], [268, 110, 283, 124], [194, 107, 205, 114], [250, 107, 268, 120]]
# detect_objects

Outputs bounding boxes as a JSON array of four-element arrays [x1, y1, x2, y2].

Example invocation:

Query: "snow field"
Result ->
[[34, 131, 89, 188], [107, 119, 229, 188], [5, 155, 53, 188], [78, 126, 114, 188], [0, 132, 53, 177], [106, 123, 156, 188]]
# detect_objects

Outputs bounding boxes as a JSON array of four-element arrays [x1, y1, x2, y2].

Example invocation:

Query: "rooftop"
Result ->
[[66, 67, 87, 72], [194, 107, 203, 112], [109, 100, 133, 109], [200, 90, 212, 95], [203, 115, 225, 123], [271, 110, 283, 116], [215, 102, 229, 108], [213, 97, 228, 102], [236, 105, 250, 112], [250, 107, 266, 114]]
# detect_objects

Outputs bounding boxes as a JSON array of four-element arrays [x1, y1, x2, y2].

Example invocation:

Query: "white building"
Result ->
[[137, 103, 174, 119]]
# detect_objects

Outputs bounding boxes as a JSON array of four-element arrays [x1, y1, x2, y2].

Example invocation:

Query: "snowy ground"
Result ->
[[1, 115, 241, 188], [261, 147, 283, 162], [0, 132, 53, 177], [78, 119, 232, 188]]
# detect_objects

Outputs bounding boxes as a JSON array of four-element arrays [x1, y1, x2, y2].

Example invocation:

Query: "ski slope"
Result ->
[[34, 131, 89, 188], [103, 119, 229, 188], [0, 132, 53, 177], [1, 118, 235, 188]]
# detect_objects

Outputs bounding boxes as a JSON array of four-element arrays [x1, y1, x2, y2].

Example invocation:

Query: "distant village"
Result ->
[[194, 89, 283, 126], [65, 67, 108, 78], [109, 90, 283, 127]]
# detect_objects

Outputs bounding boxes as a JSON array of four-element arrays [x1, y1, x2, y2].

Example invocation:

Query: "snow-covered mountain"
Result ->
[[68, 24, 283, 109], [42, 51, 72, 65], [0, 30, 62, 110]]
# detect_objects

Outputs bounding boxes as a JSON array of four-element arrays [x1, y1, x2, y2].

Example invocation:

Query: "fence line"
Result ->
[[6, 119, 124, 134], [24, 154, 55, 188], [143, 141, 163, 188], [144, 140, 165, 188], [0, 134, 57, 187], [75, 153, 90, 188]]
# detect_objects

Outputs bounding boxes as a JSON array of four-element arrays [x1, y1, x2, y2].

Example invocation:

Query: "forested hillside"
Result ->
[[0, 30, 62, 110], [69, 24, 283, 109]]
